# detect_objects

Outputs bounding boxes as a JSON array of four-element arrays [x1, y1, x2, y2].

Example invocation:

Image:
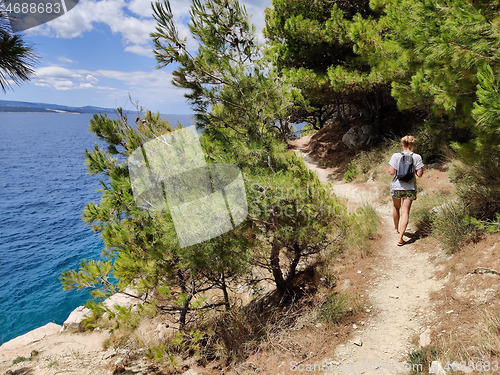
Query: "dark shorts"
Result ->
[[391, 189, 417, 200]]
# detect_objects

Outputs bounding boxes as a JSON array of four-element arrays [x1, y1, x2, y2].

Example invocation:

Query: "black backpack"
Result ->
[[397, 152, 415, 182]]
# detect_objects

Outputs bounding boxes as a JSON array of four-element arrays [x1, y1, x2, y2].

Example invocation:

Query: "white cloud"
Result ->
[[29, 0, 155, 56], [30, 64, 191, 111], [85, 74, 99, 84], [36, 66, 84, 79], [28, 0, 271, 56], [58, 56, 76, 63], [128, 0, 160, 17], [53, 80, 75, 90], [32, 66, 186, 104], [125, 44, 154, 56], [242, 0, 271, 41], [33, 67, 92, 91]]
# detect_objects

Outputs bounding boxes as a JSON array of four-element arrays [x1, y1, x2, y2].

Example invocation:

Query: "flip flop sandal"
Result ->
[[397, 241, 405, 246]]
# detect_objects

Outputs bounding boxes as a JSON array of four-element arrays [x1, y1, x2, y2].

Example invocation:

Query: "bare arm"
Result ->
[[388, 165, 396, 175], [416, 167, 424, 178]]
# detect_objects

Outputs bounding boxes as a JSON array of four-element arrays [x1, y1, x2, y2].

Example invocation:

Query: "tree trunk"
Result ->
[[177, 271, 192, 331], [285, 243, 302, 283], [374, 89, 382, 135], [221, 272, 230, 311], [270, 237, 287, 294], [269, 207, 287, 294], [179, 299, 189, 331]]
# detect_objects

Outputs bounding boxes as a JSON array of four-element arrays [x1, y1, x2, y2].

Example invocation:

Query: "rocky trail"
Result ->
[[292, 136, 444, 374]]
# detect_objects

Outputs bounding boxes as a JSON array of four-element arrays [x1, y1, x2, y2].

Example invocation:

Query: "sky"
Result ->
[[2, 0, 272, 114]]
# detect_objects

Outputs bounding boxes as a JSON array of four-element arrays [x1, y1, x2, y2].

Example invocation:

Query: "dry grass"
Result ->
[[344, 203, 380, 258], [410, 231, 500, 371], [477, 310, 500, 359], [230, 286, 367, 374]]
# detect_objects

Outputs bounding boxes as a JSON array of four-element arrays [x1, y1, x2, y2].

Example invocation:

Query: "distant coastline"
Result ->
[[0, 100, 116, 114], [0, 108, 82, 114], [0, 100, 194, 117], [0, 100, 195, 126]]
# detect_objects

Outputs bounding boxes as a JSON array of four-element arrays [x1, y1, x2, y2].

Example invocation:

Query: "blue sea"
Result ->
[[0, 113, 112, 344]]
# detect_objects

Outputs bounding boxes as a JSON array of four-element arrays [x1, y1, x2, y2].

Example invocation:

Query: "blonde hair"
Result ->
[[401, 135, 415, 149]]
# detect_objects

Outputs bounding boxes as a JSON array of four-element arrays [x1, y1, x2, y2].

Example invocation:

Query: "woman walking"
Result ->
[[388, 135, 424, 246]]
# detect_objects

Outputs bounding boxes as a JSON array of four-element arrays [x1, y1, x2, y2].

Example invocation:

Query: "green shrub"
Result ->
[[408, 347, 440, 374], [452, 161, 500, 221], [300, 124, 318, 137], [411, 193, 455, 237], [344, 204, 380, 256], [344, 161, 358, 182], [413, 192, 498, 253], [432, 203, 481, 254], [318, 292, 354, 324], [12, 356, 31, 365]]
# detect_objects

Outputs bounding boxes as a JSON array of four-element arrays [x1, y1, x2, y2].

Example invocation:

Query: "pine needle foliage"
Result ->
[[0, 10, 37, 92], [152, 0, 294, 142], [61, 109, 254, 330], [62, 0, 350, 338]]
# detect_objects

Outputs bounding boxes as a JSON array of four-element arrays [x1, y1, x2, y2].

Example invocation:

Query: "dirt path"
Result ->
[[292, 137, 443, 374]]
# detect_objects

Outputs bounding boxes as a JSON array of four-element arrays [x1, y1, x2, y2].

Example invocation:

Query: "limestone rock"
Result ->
[[102, 287, 144, 311], [155, 322, 176, 340], [62, 305, 91, 332], [431, 199, 459, 215], [182, 370, 201, 375], [0, 322, 61, 351], [342, 125, 373, 149], [419, 328, 432, 348]]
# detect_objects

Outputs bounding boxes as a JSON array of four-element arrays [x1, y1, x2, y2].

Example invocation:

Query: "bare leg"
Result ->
[[392, 197, 401, 233], [398, 198, 413, 244]]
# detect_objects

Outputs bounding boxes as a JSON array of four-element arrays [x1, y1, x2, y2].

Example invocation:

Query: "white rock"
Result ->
[[62, 306, 92, 332], [102, 288, 144, 310], [0, 323, 61, 351], [431, 199, 459, 215], [182, 370, 201, 375], [419, 328, 432, 348]]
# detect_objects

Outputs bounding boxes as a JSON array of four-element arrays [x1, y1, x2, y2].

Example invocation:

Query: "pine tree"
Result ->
[[0, 11, 36, 92], [61, 110, 253, 330], [62, 2, 349, 339], [264, 0, 398, 131], [152, 0, 293, 142], [151, 0, 347, 296], [376, 0, 499, 124]]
